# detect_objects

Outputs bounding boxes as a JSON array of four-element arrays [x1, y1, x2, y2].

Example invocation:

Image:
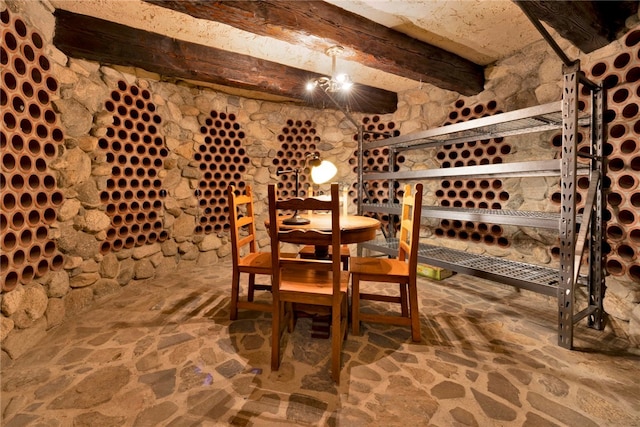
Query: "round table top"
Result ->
[[269, 214, 380, 245]]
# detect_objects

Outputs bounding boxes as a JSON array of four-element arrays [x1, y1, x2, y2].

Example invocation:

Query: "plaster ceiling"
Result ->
[[47, 0, 544, 94]]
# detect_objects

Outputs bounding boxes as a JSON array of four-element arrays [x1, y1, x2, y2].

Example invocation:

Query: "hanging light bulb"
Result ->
[[306, 46, 353, 93]]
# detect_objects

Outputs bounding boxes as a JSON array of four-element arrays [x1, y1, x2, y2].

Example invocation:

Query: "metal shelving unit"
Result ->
[[357, 63, 605, 349]]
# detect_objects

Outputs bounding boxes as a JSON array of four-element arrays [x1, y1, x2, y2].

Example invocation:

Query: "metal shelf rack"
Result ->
[[356, 63, 606, 349]]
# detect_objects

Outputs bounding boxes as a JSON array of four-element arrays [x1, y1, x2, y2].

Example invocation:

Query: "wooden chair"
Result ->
[[350, 183, 423, 342], [227, 185, 296, 320], [267, 183, 350, 383]]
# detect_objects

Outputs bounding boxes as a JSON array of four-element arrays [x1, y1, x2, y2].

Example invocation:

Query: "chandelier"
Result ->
[[306, 45, 353, 93]]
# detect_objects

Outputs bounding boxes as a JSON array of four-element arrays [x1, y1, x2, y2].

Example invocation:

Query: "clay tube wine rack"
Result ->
[[272, 119, 320, 199], [195, 110, 250, 234], [1, 8, 65, 292], [98, 80, 169, 254], [433, 99, 512, 247], [551, 28, 640, 283], [349, 116, 402, 233]]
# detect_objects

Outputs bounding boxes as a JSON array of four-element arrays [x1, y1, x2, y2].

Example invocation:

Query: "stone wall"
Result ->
[[1, 0, 639, 363]]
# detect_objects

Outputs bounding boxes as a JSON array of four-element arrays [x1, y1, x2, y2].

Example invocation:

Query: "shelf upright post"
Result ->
[[558, 61, 581, 349], [388, 148, 398, 237], [588, 80, 606, 331]]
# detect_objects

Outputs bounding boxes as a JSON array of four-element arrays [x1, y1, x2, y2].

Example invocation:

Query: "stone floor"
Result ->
[[1, 260, 639, 427]]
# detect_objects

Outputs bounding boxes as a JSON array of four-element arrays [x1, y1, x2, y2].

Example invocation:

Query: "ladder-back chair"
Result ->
[[350, 183, 423, 342], [267, 183, 350, 383], [227, 185, 296, 320]]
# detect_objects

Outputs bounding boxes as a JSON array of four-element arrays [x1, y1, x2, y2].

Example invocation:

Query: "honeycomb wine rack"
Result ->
[[1, 8, 65, 292], [272, 119, 320, 199], [548, 28, 640, 283], [434, 99, 511, 247], [349, 115, 402, 231], [196, 110, 250, 234], [97, 80, 169, 253]]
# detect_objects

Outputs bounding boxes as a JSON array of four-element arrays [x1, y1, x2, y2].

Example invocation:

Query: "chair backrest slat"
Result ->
[[397, 184, 423, 269], [228, 185, 258, 265], [268, 183, 342, 297]]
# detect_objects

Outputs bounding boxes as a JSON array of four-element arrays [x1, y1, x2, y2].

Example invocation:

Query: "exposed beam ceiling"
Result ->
[[514, 1, 639, 53], [53, 9, 399, 114], [48, 0, 638, 115], [144, 0, 485, 96]]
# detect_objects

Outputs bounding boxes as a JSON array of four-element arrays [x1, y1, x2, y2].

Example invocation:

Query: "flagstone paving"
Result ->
[[1, 261, 639, 426]]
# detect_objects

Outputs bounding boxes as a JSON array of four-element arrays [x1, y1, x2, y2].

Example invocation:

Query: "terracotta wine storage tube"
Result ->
[[618, 209, 636, 225], [607, 191, 624, 208], [41, 241, 54, 258], [27, 243, 41, 262], [628, 264, 640, 283], [20, 264, 35, 283], [606, 256, 626, 276], [3, 230, 17, 251], [49, 253, 63, 271], [618, 174, 638, 191], [617, 243, 636, 262], [497, 237, 510, 247], [42, 207, 56, 225], [35, 258, 48, 277], [0, 213, 7, 233], [35, 225, 47, 241], [12, 248, 26, 267], [606, 224, 625, 240], [10, 211, 25, 230]]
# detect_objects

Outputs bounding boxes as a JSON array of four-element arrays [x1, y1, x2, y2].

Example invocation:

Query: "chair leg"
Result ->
[[271, 299, 283, 371], [408, 279, 421, 342], [351, 274, 361, 336], [247, 273, 256, 302], [399, 281, 409, 317], [331, 298, 342, 384], [230, 270, 240, 320]]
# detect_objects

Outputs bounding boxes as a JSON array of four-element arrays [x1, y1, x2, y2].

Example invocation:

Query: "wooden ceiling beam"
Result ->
[[144, 0, 485, 96], [514, 0, 639, 53], [53, 9, 398, 114]]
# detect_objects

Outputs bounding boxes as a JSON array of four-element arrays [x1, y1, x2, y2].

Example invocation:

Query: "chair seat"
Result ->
[[350, 257, 409, 280], [239, 251, 297, 273]]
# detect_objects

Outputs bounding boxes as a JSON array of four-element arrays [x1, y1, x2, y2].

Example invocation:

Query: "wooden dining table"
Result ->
[[268, 213, 380, 257]]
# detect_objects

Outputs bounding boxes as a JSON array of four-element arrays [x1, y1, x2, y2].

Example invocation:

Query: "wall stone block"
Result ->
[[1, 316, 15, 342], [132, 243, 162, 260], [172, 214, 196, 242], [46, 271, 70, 298], [74, 180, 102, 208], [70, 273, 100, 289], [63, 288, 94, 316], [45, 298, 65, 330], [1, 285, 25, 316], [53, 98, 93, 138], [83, 210, 111, 233], [198, 234, 222, 252], [134, 259, 155, 280], [117, 259, 136, 286], [56, 224, 100, 259], [161, 240, 179, 257], [92, 278, 121, 299]]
